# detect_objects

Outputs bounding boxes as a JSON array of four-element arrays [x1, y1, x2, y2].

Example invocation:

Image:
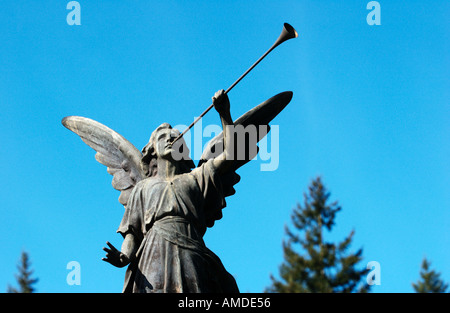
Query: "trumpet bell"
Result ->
[[274, 23, 299, 47]]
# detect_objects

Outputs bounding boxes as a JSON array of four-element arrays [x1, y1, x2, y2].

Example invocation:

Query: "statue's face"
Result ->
[[154, 128, 177, 160]]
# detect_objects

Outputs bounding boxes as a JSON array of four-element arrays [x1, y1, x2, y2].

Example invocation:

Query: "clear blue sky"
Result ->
[[1, 1, 448, 293]]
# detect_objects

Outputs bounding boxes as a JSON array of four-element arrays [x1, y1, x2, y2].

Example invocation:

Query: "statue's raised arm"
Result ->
[[197, 90, 293, 198]]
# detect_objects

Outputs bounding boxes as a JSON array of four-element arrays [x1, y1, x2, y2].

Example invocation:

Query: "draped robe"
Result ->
[[117, 159, 239, 293]]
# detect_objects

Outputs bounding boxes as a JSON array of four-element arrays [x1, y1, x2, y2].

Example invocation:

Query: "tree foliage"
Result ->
[[7, 251, 38, 293], [412, 258, 448, 293], [267, 177, 370, 293]]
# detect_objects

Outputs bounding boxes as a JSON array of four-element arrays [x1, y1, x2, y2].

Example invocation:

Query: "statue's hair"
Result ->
[[141, 123, 195, 177]]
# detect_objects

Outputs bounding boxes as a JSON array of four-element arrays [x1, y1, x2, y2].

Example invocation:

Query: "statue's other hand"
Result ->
[[212, 89, 230, 115], [102, 241, 130, 268]]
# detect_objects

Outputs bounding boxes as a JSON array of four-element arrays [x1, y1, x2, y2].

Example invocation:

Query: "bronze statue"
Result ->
[[62, 23, 297, 293]]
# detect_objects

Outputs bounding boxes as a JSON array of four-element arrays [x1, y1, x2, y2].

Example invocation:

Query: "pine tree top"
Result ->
[[412, 258, 448, 293], [268, 176, 370, 293], [7, 251, 39, 293]]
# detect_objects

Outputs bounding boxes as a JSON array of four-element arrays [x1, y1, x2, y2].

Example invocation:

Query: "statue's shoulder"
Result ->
[[134, 176, 159, 189]]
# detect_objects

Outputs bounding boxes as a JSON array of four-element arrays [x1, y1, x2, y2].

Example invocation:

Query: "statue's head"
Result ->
[[141, 123, 195, 177]]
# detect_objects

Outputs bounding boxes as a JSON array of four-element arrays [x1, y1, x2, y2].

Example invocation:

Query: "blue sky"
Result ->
[[1, 1, 448, 293]]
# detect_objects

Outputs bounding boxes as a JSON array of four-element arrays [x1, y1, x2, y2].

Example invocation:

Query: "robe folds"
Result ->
[[117, 159, 239, 293]]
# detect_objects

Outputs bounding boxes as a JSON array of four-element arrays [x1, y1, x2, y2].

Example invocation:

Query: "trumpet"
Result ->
[[171, 23, 298, 145]]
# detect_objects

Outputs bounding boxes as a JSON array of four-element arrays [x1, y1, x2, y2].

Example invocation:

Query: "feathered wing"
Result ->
[[62, 116, 145, 208], [199, 91, 293, 197]]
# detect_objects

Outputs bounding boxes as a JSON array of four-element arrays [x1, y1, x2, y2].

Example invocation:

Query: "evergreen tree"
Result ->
[[7, 251, 38, 293], [267, 177, 370, 293], [412, 258, 448, 293]]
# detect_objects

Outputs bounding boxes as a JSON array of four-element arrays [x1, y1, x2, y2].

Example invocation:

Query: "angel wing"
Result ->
[[62, 116, 146, 208], [199, 91, 293, 197]]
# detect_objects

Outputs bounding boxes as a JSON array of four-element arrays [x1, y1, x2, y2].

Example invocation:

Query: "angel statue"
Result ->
[[62, 89, 292, 293]]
